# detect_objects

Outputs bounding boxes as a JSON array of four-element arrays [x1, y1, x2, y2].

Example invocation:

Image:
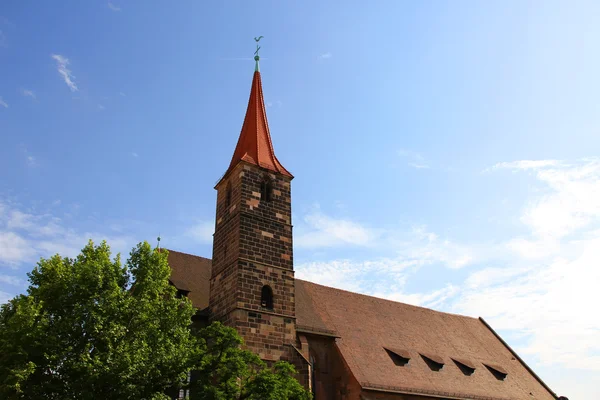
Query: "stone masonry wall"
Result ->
[[209, 161, 296, 364]]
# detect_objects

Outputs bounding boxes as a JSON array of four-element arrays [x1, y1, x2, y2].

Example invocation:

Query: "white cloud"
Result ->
[[489, 159, 562, 171], [21, 89, 36, 100], [0, 274, 26, 287], [0, 291, 12, 304], [297, 257, 417, 295], [398, 149, 430, 169], [0, 231, 34, 267], [295, 207, 378, 248], [296, 158, 600, 383], [318, 52, 332, 59], [97, 104, 105, 111], [0, 96, 8, 108], [131, 152, 139, 158], [51, 54, 78, 92], [119, 91, 126, 97], [380, 284, 460, 309], [453, 158, 600, 374], [107, 2, 121, 11], [0, 200, 134, 268], [185, 221, 214, 244]]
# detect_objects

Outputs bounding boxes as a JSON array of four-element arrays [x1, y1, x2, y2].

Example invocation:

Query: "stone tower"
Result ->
[[209, 57, 296, 363]]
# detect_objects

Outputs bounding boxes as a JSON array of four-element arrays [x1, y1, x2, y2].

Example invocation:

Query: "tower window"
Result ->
[[261, 285, 274, 309], [260, 179, 272, 202], [225, 183, 232, 207]]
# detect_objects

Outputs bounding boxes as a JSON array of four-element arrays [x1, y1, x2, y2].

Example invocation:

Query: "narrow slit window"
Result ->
[[484, 363, 508, 381], [225, 183, 232, 207], [420, 353, 444, 372], [452, 358, 476, 376], [261, 285, 274, 309], [260, 179, 272, 202], [310, 354, 317, 399], [384, 348, 410, 366]]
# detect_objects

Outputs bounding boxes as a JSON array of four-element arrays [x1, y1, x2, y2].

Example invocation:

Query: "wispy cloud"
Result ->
[[0, 96, 7, 108], [0, 274, 26, 287], [184, 221, 214, 244], [97, 104, 105, 111], [119, 91, 126, 97], [485, 159, 562, 172], [295, 206, 474, 269], [296, 159, 600, 376], [295, 205, 379, 248], [398, 149, 430, 169], [51, 54, 78, 92], [21, 89, 36, 100], [0, 199, 134, 269], [453, 158, 600, 372], [131, 152, 139, 158], [107, 2, 121, 11], [318, 52, 332, 59], [20, 146, 37, 167]]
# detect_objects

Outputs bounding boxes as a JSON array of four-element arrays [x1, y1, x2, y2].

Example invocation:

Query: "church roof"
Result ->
[[223, 69, 292, 180], [295, 279, 557, 400], [166, 249, 211, 310], [165, 251, 557, 400]]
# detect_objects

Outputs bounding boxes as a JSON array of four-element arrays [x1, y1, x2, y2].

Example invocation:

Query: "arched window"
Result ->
[[260, 178, 272, 202], [225, 183, 232, 207], [260, 285, 273, 309]]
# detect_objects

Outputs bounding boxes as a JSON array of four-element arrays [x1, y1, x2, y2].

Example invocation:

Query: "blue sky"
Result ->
[[1, 1, 599, 397]]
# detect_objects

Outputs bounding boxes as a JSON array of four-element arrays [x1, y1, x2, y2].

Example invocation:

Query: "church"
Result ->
[[165, 51, 562, 400]]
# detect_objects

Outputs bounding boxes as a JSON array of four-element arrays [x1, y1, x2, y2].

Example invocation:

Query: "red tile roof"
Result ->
[[165, 251, 557, 400], [224, 70, 292, 180], [295, 279, 557, 400], [166, 249, 212, 310]]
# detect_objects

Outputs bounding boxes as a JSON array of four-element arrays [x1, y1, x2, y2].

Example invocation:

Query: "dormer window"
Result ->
[[484, 363, 508, 381], [261, 285, 274, 309], [384, 347, 410, 366], [452, 357, 476, 376], [420, 352, 444, 372], [260, 178, 272, 202]]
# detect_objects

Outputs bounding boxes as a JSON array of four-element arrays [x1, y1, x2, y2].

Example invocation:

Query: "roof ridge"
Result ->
[[163, 248, 212, 261], [478, 317, 558, 399], [295, 278, 479, 320]]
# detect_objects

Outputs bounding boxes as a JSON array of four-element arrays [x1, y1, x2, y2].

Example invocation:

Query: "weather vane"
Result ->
[[254, 36, 264, 71], [254, 36, 264, 61]]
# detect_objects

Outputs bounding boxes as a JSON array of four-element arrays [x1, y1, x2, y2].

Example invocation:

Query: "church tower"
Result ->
[[209, 48, 296, 363]]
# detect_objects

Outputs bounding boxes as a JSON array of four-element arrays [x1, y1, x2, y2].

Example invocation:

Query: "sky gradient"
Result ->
[[1, 1, 599, 398]]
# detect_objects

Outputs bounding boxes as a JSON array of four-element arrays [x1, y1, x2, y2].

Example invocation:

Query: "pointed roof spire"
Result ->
[[224, 37, 292, 179]]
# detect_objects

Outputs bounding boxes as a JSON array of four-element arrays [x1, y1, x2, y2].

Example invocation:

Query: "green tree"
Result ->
[[0, 240, 311, 400], [191, 322, 310, 400]]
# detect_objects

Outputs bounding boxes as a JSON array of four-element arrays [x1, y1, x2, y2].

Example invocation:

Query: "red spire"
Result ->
[[226, 71, 292, 178]]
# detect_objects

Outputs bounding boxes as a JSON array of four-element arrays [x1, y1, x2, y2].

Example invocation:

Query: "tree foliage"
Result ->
[[0, 241, 310, 400], [191, 322, 310, 400]]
